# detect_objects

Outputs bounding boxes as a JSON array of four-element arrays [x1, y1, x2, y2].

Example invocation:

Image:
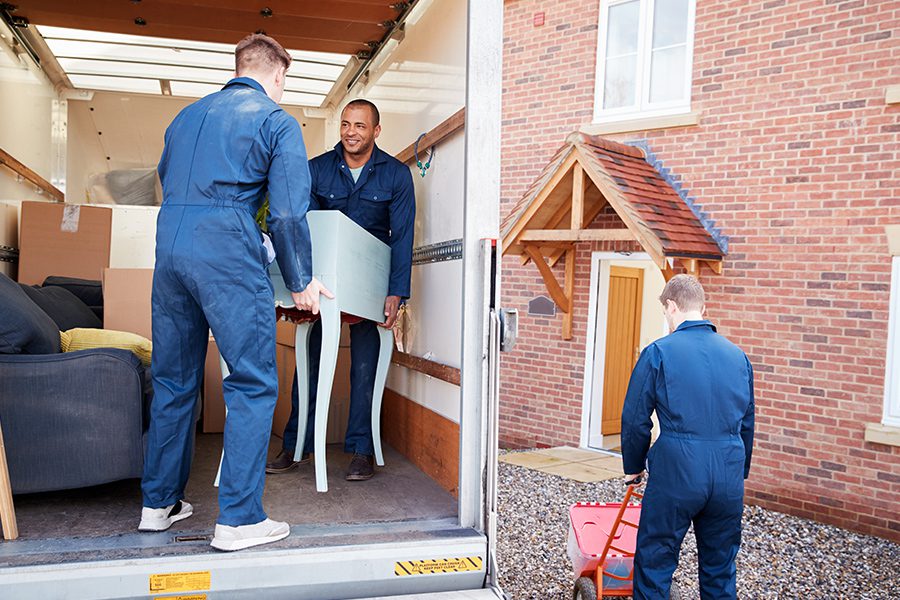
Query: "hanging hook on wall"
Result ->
[[413, 133, 435, 178]]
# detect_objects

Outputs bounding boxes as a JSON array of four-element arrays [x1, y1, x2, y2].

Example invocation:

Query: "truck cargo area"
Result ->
[[4, 436, 457, 568]]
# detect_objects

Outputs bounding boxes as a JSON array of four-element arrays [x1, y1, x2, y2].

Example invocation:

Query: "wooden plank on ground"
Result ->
[[0, 420, 18, 540]]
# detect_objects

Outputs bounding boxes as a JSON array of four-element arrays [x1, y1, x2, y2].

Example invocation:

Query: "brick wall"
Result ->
[[500, 0, 900, 540]]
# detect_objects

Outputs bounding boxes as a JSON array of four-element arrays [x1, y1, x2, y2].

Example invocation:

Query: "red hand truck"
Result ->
[[567, 480, 683, 599]]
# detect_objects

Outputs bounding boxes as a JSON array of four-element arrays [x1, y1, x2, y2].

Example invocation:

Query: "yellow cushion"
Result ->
[[60, 328, 152, 366]]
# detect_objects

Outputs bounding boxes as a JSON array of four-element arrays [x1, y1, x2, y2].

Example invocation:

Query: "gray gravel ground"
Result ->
[[496, 460, 900, 600]]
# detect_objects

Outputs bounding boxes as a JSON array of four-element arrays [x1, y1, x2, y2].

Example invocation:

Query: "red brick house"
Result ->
[[499, 0, 900, 541]]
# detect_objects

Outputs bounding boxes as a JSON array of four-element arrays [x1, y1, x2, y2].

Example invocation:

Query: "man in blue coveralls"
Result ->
[[266, 99, 415, 481], [138, 34, 331, 552], [621, 275, 754, 599]]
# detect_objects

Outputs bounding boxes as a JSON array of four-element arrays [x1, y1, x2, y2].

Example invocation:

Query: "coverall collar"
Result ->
[[223, 76, 267, 95], [675, 319, 717, 333]]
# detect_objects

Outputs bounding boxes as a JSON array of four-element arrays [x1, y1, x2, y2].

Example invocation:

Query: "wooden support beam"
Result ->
[[396, 108, 466, 165], [0, 420, 18, 540], [661, 262, 676, 282], [571, 162, 584, 229], [391, 351, 461, 386], [563, 247, 576, 340], [681, 258, 699, 277], [519, 229, 635, 242], [0, 148, 64, 202], [704, 260, 724, 275], [523, 245, 571, 312]]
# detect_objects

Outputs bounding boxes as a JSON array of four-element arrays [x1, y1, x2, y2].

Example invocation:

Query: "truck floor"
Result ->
[[2, 433, 458, 567]]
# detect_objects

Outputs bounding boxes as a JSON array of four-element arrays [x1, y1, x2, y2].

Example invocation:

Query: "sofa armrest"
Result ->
[[0, 348, 149, 493]]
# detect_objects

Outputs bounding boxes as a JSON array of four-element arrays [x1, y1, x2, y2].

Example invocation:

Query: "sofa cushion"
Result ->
[[60, 328, 152, 366], [0, 273, 60, 354], [42, 276, 103, 321], [19, 284, 103, 330]]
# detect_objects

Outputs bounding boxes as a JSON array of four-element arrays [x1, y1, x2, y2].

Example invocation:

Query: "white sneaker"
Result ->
[[210, 518, 290, 551], [138, 500, 193, 531]]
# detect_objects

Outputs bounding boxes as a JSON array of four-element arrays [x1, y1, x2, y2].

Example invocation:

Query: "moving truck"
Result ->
[[0, 1, 512, 598]]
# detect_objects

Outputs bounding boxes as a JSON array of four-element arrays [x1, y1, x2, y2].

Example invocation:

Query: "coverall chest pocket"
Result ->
[[317, 188, 349, 211], [358, 189, 391, 226]]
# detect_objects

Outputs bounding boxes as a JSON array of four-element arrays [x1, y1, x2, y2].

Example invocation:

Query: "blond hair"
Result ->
[[659, 274, 705, 312], [235, 33, 291, 75]]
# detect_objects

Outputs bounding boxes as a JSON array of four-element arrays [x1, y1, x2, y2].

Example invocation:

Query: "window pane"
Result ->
[[649, 46, 686, 103], [604, 54, 638, 109], [606, 0, 640, 57], [652, 0, 689, 48]]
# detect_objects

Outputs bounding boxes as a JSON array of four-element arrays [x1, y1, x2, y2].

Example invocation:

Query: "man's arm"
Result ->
[[265, 113, 313, 293], [741, 356, 755, 479], [621, 345, 661, 478], [387, 164, 416, 299]]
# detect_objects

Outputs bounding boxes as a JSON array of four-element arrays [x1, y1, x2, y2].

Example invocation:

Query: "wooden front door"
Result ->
[[601, 266, 644, 435]]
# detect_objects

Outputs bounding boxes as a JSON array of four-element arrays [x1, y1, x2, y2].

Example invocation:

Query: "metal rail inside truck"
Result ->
[[0, 1, 512, 598]]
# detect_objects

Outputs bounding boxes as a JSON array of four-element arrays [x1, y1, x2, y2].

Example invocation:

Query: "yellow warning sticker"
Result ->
[[153, 596, 207, 600], [149, 571, 211, 593], [395, 556, 483, 576]]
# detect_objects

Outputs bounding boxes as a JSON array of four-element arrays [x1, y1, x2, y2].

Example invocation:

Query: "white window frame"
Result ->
[[592, 0, 696, 123], [883, 256, 900, 427]]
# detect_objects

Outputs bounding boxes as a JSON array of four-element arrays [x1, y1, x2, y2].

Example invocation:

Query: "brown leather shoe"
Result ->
[[265, 449, 310, 474], [345, 453, 374, 481]]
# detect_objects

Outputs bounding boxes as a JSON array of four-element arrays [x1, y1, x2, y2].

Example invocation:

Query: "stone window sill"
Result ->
[[865, 423, 900, 447], [580, 111, 702, 136]]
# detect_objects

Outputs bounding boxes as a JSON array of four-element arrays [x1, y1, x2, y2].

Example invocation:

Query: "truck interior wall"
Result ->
[[0, 28, 55, 205], [0, 23, 56, 277], [65, 92, 328, 204]]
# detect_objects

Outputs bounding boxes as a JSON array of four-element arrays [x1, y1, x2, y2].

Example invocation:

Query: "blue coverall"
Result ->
[[281, 142, 415, 457], [142, 77, 312, 526], [621, 320, 755, 600]]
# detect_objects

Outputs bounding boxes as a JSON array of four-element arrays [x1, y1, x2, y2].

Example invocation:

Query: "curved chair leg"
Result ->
[[293, 321, 314, 462], [313, 299, 341, 492], [214, 353, 230, 488], [371, 327, 394, 467]]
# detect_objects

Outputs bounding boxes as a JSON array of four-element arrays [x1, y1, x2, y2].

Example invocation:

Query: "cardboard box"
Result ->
[[18, 201, 112, 285], [102, 268, 154, 340]]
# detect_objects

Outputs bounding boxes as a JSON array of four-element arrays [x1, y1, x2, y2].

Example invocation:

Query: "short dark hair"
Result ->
[[235, 33, 292, 75], [659, 274, 705, 312], [342, 99, 380, 126]]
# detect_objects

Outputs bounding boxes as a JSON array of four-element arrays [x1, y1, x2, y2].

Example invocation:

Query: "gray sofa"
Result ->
[[0, 272, 150, 494]]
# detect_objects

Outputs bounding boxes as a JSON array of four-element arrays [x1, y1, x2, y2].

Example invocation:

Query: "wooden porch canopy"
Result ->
[[501, 133, 726, 339]]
